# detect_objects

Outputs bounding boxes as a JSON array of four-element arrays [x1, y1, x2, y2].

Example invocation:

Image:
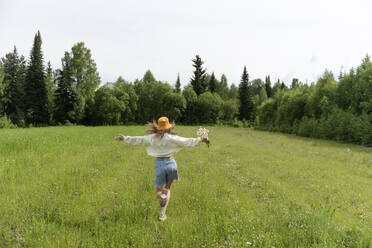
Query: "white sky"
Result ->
[[1, 0, 371, 87]]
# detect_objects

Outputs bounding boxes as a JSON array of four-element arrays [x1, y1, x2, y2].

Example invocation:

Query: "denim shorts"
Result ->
[[154, 157, 179, 187]]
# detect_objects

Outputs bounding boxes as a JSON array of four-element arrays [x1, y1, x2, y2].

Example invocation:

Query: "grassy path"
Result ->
[[0, 126, 371, 247]]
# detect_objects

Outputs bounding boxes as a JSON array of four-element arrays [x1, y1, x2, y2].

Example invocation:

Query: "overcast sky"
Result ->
[[1, 0, 371, 87]]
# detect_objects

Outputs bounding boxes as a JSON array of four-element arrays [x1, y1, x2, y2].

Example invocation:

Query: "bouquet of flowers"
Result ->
[[197, 127, 210, 148]]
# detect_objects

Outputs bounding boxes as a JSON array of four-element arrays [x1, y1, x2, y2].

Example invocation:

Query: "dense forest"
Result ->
[[1, 31, 371, 146]]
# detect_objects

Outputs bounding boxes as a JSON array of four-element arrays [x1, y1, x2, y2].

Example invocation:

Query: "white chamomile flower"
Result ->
[[197, 127, 210, 147]]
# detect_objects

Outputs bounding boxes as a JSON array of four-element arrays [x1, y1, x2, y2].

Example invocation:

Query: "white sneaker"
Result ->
[[159, 188, 168, 207], [159, 213, 167, 221]]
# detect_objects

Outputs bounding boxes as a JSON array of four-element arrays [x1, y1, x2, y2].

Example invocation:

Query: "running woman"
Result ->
[[115, 117, 208, 221]]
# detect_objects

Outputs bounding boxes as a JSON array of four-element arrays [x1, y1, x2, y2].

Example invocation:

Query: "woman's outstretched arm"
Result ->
[[168, 135, 208, 147], [115, 134, 150, 146]]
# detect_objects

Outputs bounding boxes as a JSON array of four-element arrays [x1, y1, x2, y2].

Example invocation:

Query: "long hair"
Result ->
[[146, 120, 177, 138]]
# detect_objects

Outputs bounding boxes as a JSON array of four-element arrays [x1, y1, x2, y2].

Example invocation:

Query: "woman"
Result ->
[[115, 117, 208, 221]]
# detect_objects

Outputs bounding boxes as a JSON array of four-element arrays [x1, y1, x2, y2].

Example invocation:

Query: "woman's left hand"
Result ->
[[115, 135, 125, 141]]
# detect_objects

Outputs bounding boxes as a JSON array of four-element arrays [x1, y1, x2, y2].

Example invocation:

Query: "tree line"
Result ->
[[0, 31, 371, 146], [257, 63, 372, 146]]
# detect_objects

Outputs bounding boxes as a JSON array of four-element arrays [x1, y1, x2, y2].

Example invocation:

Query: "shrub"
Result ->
[[360, 113, 372, 146], [196, 92, 223, 123], [232, 118, 243, 128], [296, 117, 319, 137], [0, 115, 17, 129], [220, 99, 239, 121]]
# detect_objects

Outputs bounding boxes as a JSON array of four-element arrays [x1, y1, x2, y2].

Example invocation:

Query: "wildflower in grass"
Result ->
[[19, 237, 25, 244]]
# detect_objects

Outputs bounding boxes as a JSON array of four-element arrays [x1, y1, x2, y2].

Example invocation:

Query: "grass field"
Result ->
[[0, 126, 371, 247]]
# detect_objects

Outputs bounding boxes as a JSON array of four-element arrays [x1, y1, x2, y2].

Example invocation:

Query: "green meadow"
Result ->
[[0, 126, 371, 247]]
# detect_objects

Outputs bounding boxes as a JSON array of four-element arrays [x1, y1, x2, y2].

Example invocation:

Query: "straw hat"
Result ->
[[157, 117, 171, 130]]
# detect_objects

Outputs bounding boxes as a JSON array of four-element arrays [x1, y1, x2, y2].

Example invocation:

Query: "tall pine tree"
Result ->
[[238, 66, 254, 121], [190, 55, 207, 95], [1, 46, 27, 124], [291, 78, 300, 89], [2, 47, 19, 117], [265, 75, 272, 98], [17, 55, 27, 116], [209, 72, 218, 93], [54, 52, 76, 124], [217, 74, 229, 99], [0, 60, 5, 116], [143, 70, 155, 83], [175, 73, 181, 93], [45, 62, 56, 123], [25, 31, 50, 125]]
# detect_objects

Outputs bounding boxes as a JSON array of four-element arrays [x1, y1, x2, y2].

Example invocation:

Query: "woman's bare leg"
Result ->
[[161, 181, 173, 215], [156, 186, 163, 199]]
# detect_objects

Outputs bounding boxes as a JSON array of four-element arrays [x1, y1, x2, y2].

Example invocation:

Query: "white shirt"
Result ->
[[124, 133, 202, 157]]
